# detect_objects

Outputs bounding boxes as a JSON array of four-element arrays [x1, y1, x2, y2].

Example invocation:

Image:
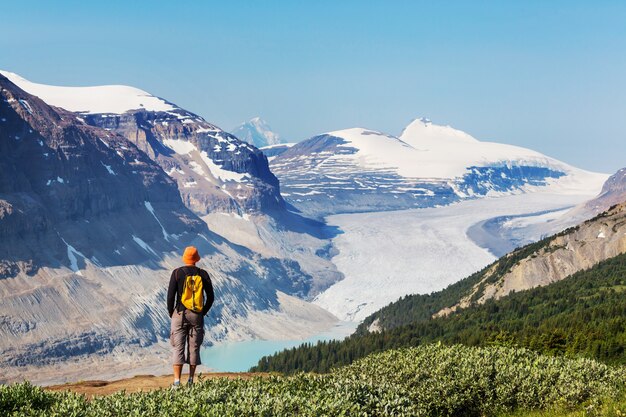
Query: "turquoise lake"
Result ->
[[200, 321, 357, 372]]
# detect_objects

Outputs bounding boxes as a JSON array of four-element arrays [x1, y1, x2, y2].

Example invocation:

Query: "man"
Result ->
[[167, 246, 214, 387]]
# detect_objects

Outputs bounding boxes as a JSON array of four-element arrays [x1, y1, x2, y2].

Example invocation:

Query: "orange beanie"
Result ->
[[182, 246, 200, 265]]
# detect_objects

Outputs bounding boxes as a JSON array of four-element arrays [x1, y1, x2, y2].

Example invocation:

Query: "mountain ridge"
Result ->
[[0, 70, 176, 115], [270, 121, 607, 218]]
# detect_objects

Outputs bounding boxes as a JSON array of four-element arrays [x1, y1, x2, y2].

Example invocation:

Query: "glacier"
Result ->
[[313, 192, 602, 322]]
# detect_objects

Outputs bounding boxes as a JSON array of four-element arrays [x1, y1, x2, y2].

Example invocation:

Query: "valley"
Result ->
[[0, 69, 622, 390], [314, 192, 594, 322]]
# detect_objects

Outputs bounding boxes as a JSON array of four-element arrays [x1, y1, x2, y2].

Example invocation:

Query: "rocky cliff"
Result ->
[[84, 109, 283, 215], [494, 167, 626, 253]]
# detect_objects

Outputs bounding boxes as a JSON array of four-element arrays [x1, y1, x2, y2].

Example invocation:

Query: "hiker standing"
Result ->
[[167, 246, 214, 387]]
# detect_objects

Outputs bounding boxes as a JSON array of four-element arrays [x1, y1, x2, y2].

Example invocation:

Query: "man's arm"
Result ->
[[201, 272, 214, 316], [167, 269, 178, 317]]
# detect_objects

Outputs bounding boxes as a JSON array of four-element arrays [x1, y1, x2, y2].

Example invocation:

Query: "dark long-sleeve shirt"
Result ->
[[167, 265, 214, 317]]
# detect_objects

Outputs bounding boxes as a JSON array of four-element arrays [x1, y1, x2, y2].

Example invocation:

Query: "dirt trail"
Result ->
[[45, 372, 266, 397]]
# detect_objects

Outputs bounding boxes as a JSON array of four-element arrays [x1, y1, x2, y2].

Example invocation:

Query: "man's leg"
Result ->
[[186, 311, 204, 384], [170, 311, 187, 385], [173, 364, 183, 381]]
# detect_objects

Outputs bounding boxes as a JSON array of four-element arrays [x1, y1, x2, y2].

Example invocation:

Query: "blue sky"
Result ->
[[2, 1, 625, 173]]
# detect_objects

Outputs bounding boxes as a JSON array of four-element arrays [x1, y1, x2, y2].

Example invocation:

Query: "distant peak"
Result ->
[[240, 116, 269, 128], [404, 117, 433, 130], [231, 117, 283, 147]]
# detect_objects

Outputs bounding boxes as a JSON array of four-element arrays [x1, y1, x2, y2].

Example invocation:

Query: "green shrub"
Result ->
[[1, 345, 624, 416]]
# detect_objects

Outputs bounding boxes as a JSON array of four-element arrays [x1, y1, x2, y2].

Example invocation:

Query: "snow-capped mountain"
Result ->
[[0, 73, 337, 382], [0, 71, 283, 215], [0, 73, 204, 279], [0, 72, 177, 114], [271, 118, 607, 218], [231, 117, 284, 149]]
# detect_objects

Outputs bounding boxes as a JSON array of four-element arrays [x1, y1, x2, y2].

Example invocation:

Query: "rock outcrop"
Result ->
[[505, 167, 626, 248]]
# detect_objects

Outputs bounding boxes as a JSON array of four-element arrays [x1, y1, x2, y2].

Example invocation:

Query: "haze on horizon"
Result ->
[[2, 0, 625, 173]]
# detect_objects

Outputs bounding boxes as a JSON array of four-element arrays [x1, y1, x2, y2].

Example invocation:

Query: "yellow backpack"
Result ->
[[180, 272, 204, 313]]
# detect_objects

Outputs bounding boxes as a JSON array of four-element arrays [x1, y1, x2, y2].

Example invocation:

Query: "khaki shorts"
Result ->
[[170, 309, 204, 365]]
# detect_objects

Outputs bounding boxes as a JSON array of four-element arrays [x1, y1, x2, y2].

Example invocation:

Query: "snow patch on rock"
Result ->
[[132, 235, 158, 256], [144, 201, 170, 241], [59, 236, 86, 275]]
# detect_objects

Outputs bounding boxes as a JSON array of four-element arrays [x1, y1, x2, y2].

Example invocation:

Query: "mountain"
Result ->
[[252, 205, 626, 373], [0, 71, 342, 298], [0, 71, 283, 216], [0, 71, 344, 290], [270, 119, 607, 218], [0, 73, 337, 383], [0, 73, 204, 278], [231, 117, 284, 148]]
